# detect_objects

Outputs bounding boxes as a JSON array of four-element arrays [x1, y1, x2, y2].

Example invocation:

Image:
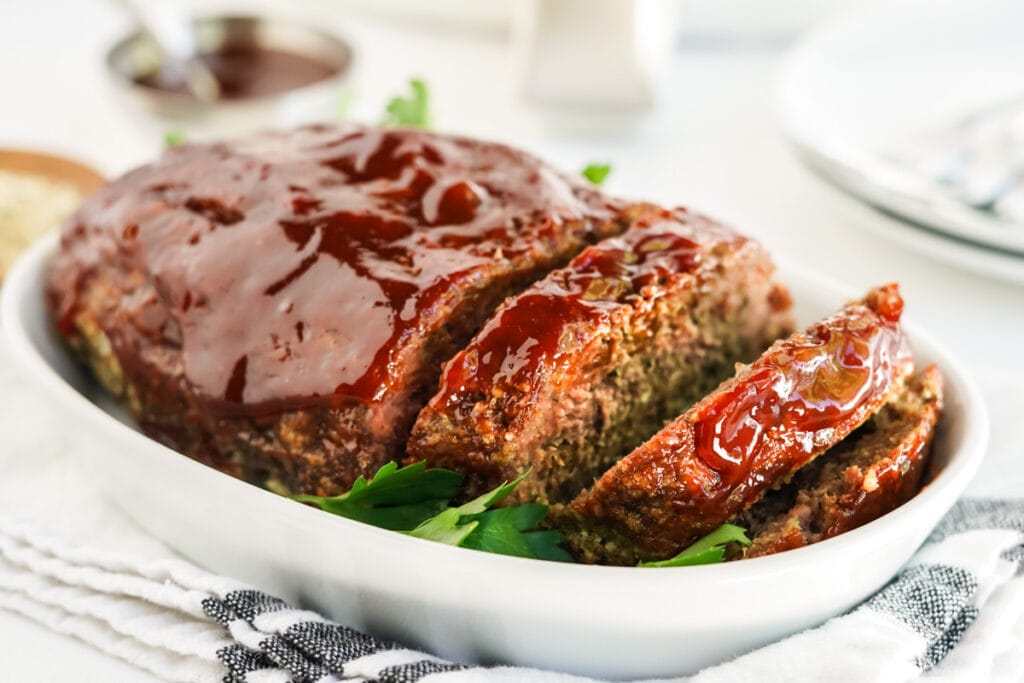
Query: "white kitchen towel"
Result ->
[[0, 499, 1022, 683]]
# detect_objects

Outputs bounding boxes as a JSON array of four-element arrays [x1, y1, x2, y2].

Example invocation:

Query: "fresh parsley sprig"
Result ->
[[405, 472, 522, 545], [638, 524, 751, 567], [294, 461, 572, 562], [464, 504, 569, 562], [381, 78, 431, 129], [581, 163, 612, 186], [164, 130, 187, 147], [292, 461, 460, 531]]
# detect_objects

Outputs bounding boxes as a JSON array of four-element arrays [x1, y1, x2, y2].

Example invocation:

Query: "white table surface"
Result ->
[[2, 1, 1022, 680]]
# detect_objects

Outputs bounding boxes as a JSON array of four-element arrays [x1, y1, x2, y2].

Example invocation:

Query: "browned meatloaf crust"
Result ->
[[407, 207, 793, 505], [46, 123, 640, 495], [740, 364, 943, 558], [563, 284, 915, 565]]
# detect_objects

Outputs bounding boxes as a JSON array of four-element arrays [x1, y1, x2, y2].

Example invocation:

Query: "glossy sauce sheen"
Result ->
[[135, 46, 341, 100], [688, 284, 908, 487], [572, 284, 914, 557], [434, 210, 739, 419], [825, 366, 942, 536], [746, 365, 943, 558], [50, 125, 620, 415]]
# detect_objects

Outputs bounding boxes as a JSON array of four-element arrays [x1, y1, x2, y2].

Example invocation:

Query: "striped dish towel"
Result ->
[[1, 499, 1022, 683]]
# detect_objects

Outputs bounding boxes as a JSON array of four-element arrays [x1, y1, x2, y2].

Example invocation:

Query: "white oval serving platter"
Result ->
[[0, 232, 988, 678]]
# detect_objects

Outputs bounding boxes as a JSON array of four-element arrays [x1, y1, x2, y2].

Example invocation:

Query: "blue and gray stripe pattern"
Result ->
[[197, 499, 1024, 682]]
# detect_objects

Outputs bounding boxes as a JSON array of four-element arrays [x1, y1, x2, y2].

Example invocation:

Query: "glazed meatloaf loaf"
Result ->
[[47, 121, 937, 564], [46, 123, 646, 495], [564, 284, 915, 564], [741, 364, 943, 558], [407, 207, 793, 505]]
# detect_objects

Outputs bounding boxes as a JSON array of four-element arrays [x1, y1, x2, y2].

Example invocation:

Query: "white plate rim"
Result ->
[[776, 0, 1024, 259], [818, 170, 1024, 286]]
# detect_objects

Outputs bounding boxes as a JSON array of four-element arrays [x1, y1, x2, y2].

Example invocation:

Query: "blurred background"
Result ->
[[4, 0, 859, 168]]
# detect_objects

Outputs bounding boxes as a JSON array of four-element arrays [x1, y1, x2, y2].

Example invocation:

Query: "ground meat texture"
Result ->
[[406, 207, 793, 505], [563, 284, 915, 565], [740, 364, 943, 558], [46, 124, 639, 495]]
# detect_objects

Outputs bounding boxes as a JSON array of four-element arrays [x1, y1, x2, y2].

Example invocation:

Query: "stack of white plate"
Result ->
[[778, 0, 1024, 284]]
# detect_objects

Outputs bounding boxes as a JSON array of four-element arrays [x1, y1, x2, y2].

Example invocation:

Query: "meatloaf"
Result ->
[[407, 207, 793, 505], [741, 364, 943, 558], [46, 123, 640, 495], [563, 284, 915, 564]]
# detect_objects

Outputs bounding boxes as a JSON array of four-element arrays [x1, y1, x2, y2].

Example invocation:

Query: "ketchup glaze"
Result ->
[[48, 124, 622, 415], [433, 209, 744, 420]]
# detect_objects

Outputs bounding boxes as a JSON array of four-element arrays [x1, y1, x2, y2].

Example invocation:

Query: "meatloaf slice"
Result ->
[[563, 284, 915, 565], [740, 364, 943, 558], [407, 207, 793, 505], [46, 124, 636, 495]]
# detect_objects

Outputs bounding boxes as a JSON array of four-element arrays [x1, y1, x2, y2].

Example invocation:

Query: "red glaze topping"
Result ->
[[49, 124, 620, 415], [691, 283, 912, 485], [571, 284, 915, 558], [433, 210, 743, 421]]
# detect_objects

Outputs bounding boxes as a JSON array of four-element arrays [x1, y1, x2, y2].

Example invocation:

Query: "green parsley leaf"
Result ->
[[293, 461, 462, 530], [581, 163, 612, 186], [381, 78, 431, 129], [405, 471, 528, 545], [294, 463, 573, 562], [406, 507, 479, 545], [462, 504, 544, 556], [523, 530, 574, 562], [343, 461, 462, 506], [450, 470, 528, 516], [638, 524, 751, 568], [164, 130, 187, 147], [462, 505, 573, 562]]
